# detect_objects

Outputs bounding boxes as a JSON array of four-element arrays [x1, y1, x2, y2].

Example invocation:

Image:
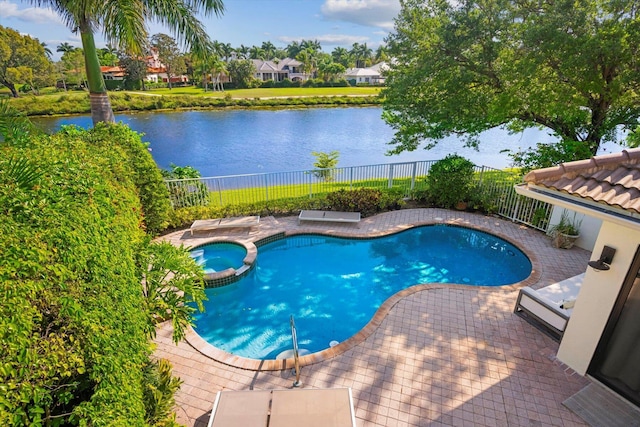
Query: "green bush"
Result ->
[[426, 154, 475, 209], [165, 196, 330, 230], [0, 123, 180, 426], [162, 164, 209, 209], [326, 188, 402, 217], [106, 124, 170, 234], [143, 359, 182, 427]]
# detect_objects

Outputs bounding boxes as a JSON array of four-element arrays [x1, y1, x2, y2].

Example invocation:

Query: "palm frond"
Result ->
[[144, 0, 220, 56], [102, 0, 148, 54], [3, 156, 44, 190], [0, 100, 40, 147]]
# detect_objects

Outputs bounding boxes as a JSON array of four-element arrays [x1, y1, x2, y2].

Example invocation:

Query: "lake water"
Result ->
[[32, 107, 622, 177]]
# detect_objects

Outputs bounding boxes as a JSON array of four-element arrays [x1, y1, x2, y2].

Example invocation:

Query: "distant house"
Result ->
[[145, 48, 163, 69], [344, 62, 387, 84], [145, 68, 188, 85], [100, 66, 125, 81], [515, 148, 640, 408], [252, 58, 307, 82]]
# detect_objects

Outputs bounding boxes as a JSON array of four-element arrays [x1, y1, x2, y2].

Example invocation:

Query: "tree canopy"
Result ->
[[0, 25, 54, 97], [151, 33, 186, 90], [382, 0, 640, 157]]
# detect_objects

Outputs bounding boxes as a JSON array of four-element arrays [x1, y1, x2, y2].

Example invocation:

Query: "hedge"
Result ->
[[0, 124, 172, 425]]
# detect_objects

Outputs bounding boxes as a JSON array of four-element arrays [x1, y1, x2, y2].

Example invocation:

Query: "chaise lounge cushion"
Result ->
[[514, 273, 584, 338], [298, 210, 361, 224], [190, 216, 260, 235]]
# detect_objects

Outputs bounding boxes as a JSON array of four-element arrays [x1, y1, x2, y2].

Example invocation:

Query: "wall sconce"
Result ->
[[588, 245, 616, 271]]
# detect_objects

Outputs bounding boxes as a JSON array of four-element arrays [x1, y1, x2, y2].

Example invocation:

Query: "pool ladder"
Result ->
[[290, 315, 302, 387]]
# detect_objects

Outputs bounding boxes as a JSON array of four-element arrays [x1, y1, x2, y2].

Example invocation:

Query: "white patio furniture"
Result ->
[[514, 273, 585, 339], [297, 210, 361, 226], [189, 215, 260, 235]]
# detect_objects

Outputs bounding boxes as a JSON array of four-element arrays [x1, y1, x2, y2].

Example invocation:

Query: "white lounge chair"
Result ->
[[190, 215, 260, 235], [514, 273, 584, 339], [207, 388, 356, 427], [298, 210, 361, 226]]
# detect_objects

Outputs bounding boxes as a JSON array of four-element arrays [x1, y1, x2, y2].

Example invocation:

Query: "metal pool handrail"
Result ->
[[290, 315, 301, 387]]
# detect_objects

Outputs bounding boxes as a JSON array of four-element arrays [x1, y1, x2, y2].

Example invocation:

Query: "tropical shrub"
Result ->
[[137, 239, 205, 343], [0, 122, 184, 425], [311, 150, 340, 182], [96, 124, 171, 234], [143, 359, 182, 427], [162, 163, 210, 209], [426, 154, 475, 208], [326, 188, 403, 216]]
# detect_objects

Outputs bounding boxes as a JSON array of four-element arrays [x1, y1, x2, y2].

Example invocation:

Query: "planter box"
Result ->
[[552, 232, 579, 249]]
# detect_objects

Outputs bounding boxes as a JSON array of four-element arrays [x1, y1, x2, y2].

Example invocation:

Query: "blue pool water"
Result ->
[[190, 242, 246, 274], [192, 225, 531, 359]]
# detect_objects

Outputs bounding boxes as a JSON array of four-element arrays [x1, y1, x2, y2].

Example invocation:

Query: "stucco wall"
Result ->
[[557, 221, 640, 374]]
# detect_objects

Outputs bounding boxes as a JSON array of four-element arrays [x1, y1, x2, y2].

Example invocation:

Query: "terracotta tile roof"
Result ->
[[524, 148, 640, 214]]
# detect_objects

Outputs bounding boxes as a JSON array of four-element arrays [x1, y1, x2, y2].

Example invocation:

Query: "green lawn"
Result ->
[[143, 86, 382, 98], [2, 85, 381, 101]]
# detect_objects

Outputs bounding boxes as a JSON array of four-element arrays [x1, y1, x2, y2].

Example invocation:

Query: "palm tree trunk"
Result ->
[[80, 27, 115, 125]]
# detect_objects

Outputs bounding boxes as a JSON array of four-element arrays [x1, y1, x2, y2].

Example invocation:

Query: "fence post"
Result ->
[[264, 174, 269, 202], [478, 166, 485, 186], [216, 179, 223, 207], [309, 172, 313, 198], [350, 167, 354, 190], [410, 162, 417, 191], [512, 197, 521, 221], [388, 164, 394, 189]]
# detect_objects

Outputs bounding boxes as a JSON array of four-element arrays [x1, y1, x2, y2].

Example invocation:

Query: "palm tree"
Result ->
[[210, 57, 227, 91], [350, 42, 373, 68], [236, 44, 250, 59], [331, 46, 352, 68], [261, 41, 276, 60], [296, 48, 317, 80], [249, 46, 266, 60], [220, 43, 234, 61], [374, 45, 389, 64], [286, 41, 301, 58], [273, 47, 288, 60], [31, 0, 224, 126], [40, 41, 52, 59], [300, 39, 322, 52], [56, 42, 75, 54]]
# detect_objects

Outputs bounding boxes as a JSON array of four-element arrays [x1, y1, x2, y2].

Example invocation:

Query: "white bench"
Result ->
[[298, 210, 361, 226], [514, 273, 584, 339], [190, 216, 260, 235]]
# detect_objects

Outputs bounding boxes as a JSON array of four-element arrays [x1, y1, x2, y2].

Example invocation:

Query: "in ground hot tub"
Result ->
[[190, 241, 256, 287]]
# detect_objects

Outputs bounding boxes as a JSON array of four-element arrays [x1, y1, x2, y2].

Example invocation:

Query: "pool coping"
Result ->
[[189, 240, 258, 287], [180, 216, 541, 372]]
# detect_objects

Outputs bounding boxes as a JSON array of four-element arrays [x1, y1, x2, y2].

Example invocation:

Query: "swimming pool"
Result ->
[[191, 225, 531, 360]]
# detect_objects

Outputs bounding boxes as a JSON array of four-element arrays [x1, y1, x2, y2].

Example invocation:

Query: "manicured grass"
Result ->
[[203, 177, 416, 206], [145, 86, 382, 98], [9, 86, 382, 116]]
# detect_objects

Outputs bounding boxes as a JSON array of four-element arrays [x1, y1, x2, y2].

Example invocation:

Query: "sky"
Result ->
[[0, 0, 401, 61]]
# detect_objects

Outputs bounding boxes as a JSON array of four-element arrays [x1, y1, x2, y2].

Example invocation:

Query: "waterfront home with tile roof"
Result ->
[[516, 147, 640, 408]]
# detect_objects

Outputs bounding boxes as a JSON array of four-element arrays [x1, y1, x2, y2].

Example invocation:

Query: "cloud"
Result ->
[[320, 0, 401, 30], [278, 34, 370, 47], [0, 1, 62, 24]]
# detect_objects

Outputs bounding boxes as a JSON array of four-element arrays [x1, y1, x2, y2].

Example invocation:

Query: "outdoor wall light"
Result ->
[[588, 245, 616, 271]]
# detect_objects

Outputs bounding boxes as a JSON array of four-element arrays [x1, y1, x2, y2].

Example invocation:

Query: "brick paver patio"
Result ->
[[155, 209, 592, 426]]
